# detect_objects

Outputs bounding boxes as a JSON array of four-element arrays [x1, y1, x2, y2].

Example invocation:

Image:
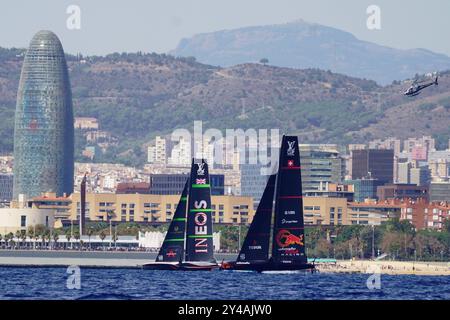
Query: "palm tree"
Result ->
[[21, 232, 27, 250], [87, 228, 94, 250], [65, 231, 72, 250], [7, 232, 14, 249], [74, 231, 80, 250], [15, 231, 21, 249], [27, 227, 34, 250], [53, 231, 59, 250], [99, 231, 106, 250]]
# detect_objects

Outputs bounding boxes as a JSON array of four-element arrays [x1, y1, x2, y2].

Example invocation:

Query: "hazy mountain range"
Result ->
[[170, 20, 450, 85], [0, 46, 449, 166]]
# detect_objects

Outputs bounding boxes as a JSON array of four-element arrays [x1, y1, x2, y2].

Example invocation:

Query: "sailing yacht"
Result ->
[[142, 159, 218, 271], [221, 135, 315, 272]]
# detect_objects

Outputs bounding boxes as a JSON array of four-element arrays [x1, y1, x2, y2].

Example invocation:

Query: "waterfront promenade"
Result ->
[[316, 260, 450, 276], [0, 250, 236, 268]]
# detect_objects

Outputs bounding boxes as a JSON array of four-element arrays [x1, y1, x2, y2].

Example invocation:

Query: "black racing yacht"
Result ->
[[220, 135, 315, 272], [142, 159, 218, 271]]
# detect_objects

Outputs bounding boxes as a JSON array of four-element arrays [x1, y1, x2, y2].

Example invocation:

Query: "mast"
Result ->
[[271, 135, 307, 265], [156, 180, 189, 262], [80, 173, 87, 236], [185, 159, 215, 262], [237, 174, 276, 263]]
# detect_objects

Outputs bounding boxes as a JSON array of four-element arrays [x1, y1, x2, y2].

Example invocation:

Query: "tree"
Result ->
[[53, 231, 60, 249], [27, 227, 35, 250], [99, 231, 106, 250], [259, 58, 269, 66], [15, 231, 21, 249], [65, 231, 72, 250], [87, 228, 94, 250]]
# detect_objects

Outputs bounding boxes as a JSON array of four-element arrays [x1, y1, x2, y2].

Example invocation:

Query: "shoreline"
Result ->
[[0, 250, 449, 275], [316, 260, 450, 276]]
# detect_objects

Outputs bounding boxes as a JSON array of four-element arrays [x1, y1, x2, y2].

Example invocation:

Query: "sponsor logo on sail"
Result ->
[[166, 249, 177, 257], [248, 239, 262, 250], [197, 163, 205, 175], [284, 210, 295, 215], [287, 141, 295, 156], [281, 219, 298, 224], [276, 229, 304, 248], [193, 200, 209, 253]]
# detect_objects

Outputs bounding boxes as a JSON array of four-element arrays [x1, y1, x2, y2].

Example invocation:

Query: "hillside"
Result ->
[[0, 48, 449, 166], [170, 20, 450, 85]]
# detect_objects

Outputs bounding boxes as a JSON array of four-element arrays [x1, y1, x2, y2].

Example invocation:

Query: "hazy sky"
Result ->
[[1, 0, 450, 56]]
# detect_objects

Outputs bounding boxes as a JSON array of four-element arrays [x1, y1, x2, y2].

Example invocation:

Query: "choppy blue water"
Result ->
[[0, 267, 449, 300]]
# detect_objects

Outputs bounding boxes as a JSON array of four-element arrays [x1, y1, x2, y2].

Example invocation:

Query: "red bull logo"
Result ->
[[276, 229, 304, 248]]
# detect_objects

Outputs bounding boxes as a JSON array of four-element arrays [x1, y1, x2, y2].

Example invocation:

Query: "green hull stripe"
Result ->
[[172, 218, 186, 221], [181, 197, 187, 201], [165, 239, 184, 242], [190, 209, 213, 212], [191, 184, 210, 188]]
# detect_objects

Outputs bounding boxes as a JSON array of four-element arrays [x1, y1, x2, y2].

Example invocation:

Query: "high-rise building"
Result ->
[[13, 31, 74, 199], [240, 163, 270, 207], [147, 136, 166, 164], [168, 136, 191, 166], [403, 136, 435, 154], [299, 144, 344, 191], [0, 174, 13, 201], [351, 149, 394, 184]]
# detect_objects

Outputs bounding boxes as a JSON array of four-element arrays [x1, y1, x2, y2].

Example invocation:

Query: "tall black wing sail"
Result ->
[[271, 135, 307, 264], [185, 159, 215, 262], [156, 180, 189, 262], [237, 174, 276, 263]]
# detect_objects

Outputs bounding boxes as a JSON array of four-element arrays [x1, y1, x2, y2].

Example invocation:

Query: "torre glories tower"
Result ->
[[13, 31, 74, 199]]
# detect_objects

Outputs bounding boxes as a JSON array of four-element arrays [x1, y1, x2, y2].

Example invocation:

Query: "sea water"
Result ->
[[0, 267, 448, 300]]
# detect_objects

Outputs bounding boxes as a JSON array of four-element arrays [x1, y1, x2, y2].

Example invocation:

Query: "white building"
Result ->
[[0, 207, 55, 234], [148, 136, 167, 164], [168, 136, 191, 166], [138, 231, 221, 251]]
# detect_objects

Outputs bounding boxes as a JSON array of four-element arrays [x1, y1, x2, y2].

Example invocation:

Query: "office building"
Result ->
[[351, 149, 394, 184], [13, 30, 74, 199], [299, 144, 344, 191], [0, 174, 13, 201]]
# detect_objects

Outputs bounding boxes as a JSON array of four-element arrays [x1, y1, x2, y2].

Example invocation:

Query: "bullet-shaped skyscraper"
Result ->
[[13, 31, 74, 199]]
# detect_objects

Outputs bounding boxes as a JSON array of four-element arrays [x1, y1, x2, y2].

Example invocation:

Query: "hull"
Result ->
[[141, 262, 180, 270], [142, 261, 219, 271], [220, 261, 316, 273], [179, 262, 219, 271]]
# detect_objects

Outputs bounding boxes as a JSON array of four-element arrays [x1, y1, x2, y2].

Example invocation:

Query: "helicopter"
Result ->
[[404, 74, 438, 97]]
